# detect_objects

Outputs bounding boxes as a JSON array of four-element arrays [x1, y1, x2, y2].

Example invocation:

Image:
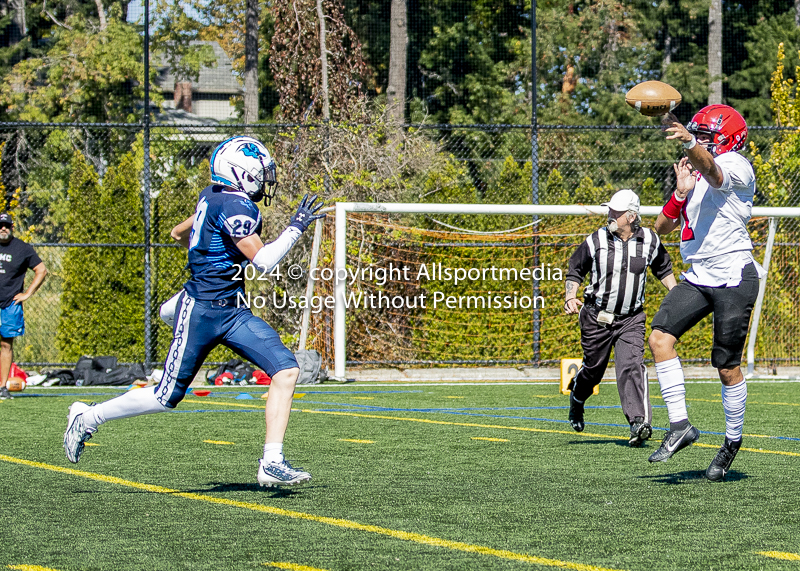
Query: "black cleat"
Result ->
[[648, 423, 699, 462], [0, 386, 13, 400], [568, 393, 585, 432], [629, 417, 652, 447], [706, 437, 742, 482]]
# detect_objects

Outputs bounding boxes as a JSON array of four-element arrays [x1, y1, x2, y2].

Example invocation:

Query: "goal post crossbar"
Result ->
[[329, 202, 800, 380]]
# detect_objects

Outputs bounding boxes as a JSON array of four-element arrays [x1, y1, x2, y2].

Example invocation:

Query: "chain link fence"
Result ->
[[2, 122, 798, 370]]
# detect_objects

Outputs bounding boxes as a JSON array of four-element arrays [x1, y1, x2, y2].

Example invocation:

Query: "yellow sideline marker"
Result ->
[[560, 359, 598, 396], [0, 453, 627, 571], [471, 437, 509, 442], [7, 565, 62, 570], [757, 551, 800, 561], [265, 562, 330, 571], [338, 439, 374, 444], [203, 440, 235, 445]]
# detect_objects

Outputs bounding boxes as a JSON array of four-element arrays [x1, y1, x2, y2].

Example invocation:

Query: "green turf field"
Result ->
[[2, 380, 800, 571]]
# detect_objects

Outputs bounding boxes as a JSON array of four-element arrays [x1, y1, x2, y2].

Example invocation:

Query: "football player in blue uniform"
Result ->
[[64, 136, 324, 487]]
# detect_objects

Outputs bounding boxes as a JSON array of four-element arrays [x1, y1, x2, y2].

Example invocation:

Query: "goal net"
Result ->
[[300, 203, 800, 379]]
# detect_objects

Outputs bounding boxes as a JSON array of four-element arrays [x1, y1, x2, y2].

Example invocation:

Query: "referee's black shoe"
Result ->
[[648, 422, 699, 462], [568, 393, 585, 432], [706, 437, 741, 482], [629, 417, 652, 447]]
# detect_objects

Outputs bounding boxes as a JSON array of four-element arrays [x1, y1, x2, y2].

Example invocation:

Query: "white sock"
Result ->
[[83, 387, 169, 431], [721, 381, 747, 441], [263, 443, 284, 464], [655, 357, 688, 424]]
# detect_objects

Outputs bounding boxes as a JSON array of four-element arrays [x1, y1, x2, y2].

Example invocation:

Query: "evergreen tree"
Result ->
[[57, 146, 145, 361]]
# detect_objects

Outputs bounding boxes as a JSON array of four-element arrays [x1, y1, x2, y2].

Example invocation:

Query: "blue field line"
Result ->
[[171, 409, 262, 414], [17, 391, 126, 397], [197, 389, 425, 397], [165, 404, 800, 442], [12, 389, 425, 399], [295, 399, 669, 412], [303, 405, 800, 443]]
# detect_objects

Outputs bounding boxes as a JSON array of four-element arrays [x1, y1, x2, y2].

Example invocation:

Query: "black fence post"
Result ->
[[142, 0, 153, 372], [531, 0, 540, 367]]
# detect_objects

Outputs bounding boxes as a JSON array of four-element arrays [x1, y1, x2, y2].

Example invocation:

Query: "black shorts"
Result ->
[[651, 263, 760, 369]]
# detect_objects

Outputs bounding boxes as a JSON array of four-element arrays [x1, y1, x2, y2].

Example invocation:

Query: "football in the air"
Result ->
[[7, 376, 25, 392], [625, 81, 682, 117]]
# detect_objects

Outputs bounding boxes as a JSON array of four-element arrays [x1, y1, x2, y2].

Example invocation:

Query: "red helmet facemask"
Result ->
[[686, 104, 748, 156]]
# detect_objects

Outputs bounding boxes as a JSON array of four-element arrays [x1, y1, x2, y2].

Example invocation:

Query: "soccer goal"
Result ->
[[298, 203, 800, 381]]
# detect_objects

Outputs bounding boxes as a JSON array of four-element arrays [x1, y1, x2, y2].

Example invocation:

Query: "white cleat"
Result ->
[[63, 402, 94, 463], [257, 458, 312, 488]]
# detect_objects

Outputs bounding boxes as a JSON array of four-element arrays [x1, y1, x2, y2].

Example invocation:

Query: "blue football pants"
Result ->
[[155, 291, 298, 408]]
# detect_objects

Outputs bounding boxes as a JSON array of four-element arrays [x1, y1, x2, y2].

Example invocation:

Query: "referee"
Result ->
[[564, 189, 676, 446]]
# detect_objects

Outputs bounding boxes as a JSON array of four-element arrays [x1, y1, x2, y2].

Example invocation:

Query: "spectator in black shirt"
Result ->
[[564, 189, 676, 446], [0, 213, 47, 400]]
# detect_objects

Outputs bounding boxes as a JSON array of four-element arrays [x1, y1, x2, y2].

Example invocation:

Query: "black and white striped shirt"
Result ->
[[566, 226, 673, 316]]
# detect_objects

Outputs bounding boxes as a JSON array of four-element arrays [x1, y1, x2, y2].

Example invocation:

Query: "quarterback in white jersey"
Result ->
[[647, 105, 762, 482], [678, 149, 763, 287]]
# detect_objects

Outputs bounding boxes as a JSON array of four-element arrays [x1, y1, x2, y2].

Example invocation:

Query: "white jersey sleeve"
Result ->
[[679, 151, 755, 263]]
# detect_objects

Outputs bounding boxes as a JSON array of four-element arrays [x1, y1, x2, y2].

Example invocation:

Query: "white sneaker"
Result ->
[[63, 402, 95, 463], [257, 458, 312, 488]]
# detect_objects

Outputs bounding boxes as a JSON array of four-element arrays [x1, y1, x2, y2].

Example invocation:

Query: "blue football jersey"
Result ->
[[184, 185, 263, 300]]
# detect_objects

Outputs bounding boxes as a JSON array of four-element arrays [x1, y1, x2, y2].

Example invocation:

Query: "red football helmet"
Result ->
[[686, 104, 748, 155]]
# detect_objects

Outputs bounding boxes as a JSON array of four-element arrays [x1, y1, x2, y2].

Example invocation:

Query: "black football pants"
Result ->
[[572, 305, 651, 425]]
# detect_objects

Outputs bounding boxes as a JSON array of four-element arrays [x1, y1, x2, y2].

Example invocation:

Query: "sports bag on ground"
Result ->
[[295, 349, 326, 385]]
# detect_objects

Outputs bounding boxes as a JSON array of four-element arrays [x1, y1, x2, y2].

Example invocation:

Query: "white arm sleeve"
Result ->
[[252, 226, 302, 272]]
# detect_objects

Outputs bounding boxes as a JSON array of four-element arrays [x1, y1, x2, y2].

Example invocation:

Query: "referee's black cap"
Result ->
[[0, 213, 12, 226]]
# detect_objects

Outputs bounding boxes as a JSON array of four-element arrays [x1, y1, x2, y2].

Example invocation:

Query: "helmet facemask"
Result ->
[[688, 127, 722, 156], [263, 160, 278, 206]]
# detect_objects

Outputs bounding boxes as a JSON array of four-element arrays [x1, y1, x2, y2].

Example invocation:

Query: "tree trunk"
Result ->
[[9, 0, 26, 43], [796, 0, 800, 27], [661, 29, 672, 75], [708, 0, 723, 105], [243, 0, 259, 123], [316, 0, 330, 120], [386, 0, 407, 124], [94, 0, 106, 30]]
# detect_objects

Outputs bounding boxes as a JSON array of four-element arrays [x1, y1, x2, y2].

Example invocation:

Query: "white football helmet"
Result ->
[[210, 136, 278, 205]]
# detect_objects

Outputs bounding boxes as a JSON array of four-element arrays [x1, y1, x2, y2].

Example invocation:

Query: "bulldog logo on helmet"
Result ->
[[240, 142, 266, 159]]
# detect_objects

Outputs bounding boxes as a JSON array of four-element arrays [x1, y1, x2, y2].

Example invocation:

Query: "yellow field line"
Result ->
[[297, 409, 800, 457], [299, 408, 610, 437], [654, 395, 800, 408], [757, 551, 800, 561], [203, 440, 235, 445], [186, 400, 800, 457], [338, 439, 374, 444], [690, 442, 800, 457], [265, 563, 329, 571], [0, 454, 625, 571], [7, 566, 61, 571], [183, 398, 263, 409]]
